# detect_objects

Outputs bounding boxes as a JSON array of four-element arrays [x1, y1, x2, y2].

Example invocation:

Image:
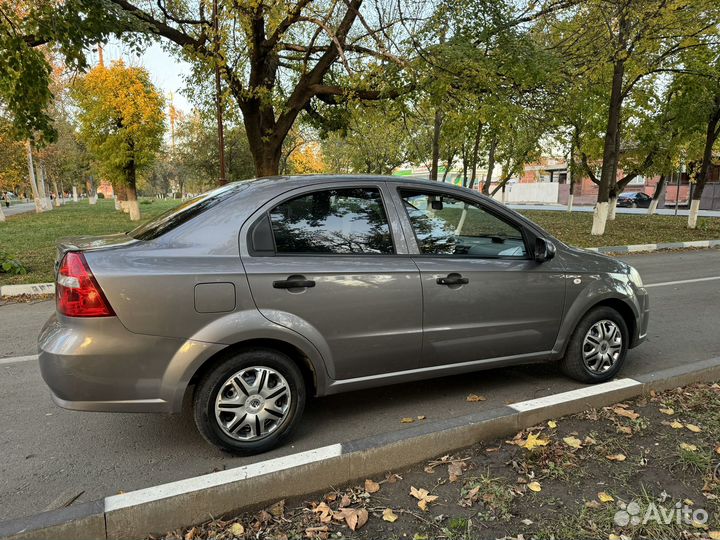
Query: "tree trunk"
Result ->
[[688, 102, 720, 229], [52, 181, 60, 207], [593, 58, 625, 235], [0, 203, 4, 222], [429, 108, 442, 181], [25, 142, 43, 213], [648, 174, 666, 215], [72, 185, 78, 202], [38, 161, 50, 210], [87, 176, 97, 205], [441, 148, 455, 183], [461, 145, 468, 187], [481, 135, 498, 195], [115, 183, 127, 211], [126, 159, 141, 221], [468, 121, 482, 190]]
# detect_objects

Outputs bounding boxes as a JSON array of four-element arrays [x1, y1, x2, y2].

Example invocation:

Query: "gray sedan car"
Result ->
[[39, 176, 649, 454]]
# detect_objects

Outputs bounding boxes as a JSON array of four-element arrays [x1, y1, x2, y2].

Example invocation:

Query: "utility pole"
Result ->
[[212, 0, 227, 185]]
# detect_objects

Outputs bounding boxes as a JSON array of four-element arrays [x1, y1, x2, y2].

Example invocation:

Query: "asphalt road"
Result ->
[[1, 249, 720, 521]]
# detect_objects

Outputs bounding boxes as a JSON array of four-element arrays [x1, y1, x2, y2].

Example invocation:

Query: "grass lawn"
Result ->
[[0, 199, 180, 286], [521, 210, 720, 248], [1, 201, 720, 286], [159, 382, 720, 540]]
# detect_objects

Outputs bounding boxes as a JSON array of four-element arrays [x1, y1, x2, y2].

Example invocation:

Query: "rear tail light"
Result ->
[[56, 252, 115, 317]]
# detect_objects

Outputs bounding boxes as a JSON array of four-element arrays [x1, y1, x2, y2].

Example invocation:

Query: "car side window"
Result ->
[[399, 189, 527, 258], [269, 187, 394, 255]]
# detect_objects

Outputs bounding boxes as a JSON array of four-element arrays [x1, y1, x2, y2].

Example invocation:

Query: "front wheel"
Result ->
[[559, 307, 629, 383], [193, 348, 306, 454]]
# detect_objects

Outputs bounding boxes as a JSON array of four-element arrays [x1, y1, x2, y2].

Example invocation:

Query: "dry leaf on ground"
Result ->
[[612, 407, 639, 420], [400, 417, 415, 424], [520, 432, 550, 450], [563, 436, 583, 449], [659, 407, 674, 415], [606, 453, 627, 462], [382, 508, 398, 523], [364, 479, 380, 494], [410, 486, 439, 511], [598, 492, 614, 503], [547, 420, 557, 429], [686, 423, 702, 433], [466, 394, 486, 402], [680, 443, 698, 451], [527, 481, 542, 492]]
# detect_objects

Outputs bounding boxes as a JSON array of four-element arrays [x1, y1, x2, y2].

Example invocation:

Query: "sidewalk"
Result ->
[[163, 382, 720, 540]]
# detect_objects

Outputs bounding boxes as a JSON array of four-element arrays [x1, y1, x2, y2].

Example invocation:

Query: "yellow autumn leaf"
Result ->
[[669, 421, 684, 429], [230, 523, 245, 536], [680, 443, 698, 451], [606, 453, 626, 462], [547, 420, 557, 429], [686, 423, 702, 433], [417, 415, 426, 420], [612, 407, 639, 420], [466, 393, 486, 402], [609, 534, 621, 540], [382, 508, 398, 523], [659, 407, 674, 415], [527, 481, 542, 492], [708, 531, 720, 539], [563, 436, 583, 449], [401, 417, 415, 424], [598, 492, 614, 503], [522, 432, 550, 450]]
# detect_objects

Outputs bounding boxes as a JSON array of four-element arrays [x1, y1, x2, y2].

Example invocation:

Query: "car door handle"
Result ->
[[437, 274, 469, 286], [273, 279, 316, 289]]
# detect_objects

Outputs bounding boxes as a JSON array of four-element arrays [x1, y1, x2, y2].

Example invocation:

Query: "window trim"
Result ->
[[249, 184, 399, 257], [395, 186, 534, 261]]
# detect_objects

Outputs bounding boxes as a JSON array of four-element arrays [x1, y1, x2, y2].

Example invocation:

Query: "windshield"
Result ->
[[129, 183, 246, 241]]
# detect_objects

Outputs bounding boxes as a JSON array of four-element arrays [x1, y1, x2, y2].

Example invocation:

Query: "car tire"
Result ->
[[631, 202, 637, 208], [559, 306, 629, 383], [193, 348, 306, 454]]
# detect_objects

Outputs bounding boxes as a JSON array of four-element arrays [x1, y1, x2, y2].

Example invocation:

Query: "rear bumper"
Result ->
[[38, 313, 220, 413]]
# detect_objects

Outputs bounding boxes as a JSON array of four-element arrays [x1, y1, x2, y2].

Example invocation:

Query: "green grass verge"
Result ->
[[521, 210, 720, 248], [1, 201, 719, 287], [0, 199, 181, 286]]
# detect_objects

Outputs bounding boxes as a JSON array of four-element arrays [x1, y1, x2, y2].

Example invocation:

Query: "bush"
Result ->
[[140, 199, 154, 205], [96, 192, 105, 199], [0, 250, 27, 275]]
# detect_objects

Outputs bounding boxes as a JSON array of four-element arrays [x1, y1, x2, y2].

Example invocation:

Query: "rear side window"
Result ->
[[269, 188, 394, 255], [129, 183, 245, 241]]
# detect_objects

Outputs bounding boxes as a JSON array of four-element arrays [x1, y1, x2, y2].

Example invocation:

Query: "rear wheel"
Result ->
[[560, 307, 628, 383], [193, 348, 306, 454]]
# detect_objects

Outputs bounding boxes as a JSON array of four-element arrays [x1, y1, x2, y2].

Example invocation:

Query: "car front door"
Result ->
[[393, 186, 566, 368], [240, 183, 422, 381]]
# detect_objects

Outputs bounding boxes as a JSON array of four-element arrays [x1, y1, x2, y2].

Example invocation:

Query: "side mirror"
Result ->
[[534, 237, 556, 263]]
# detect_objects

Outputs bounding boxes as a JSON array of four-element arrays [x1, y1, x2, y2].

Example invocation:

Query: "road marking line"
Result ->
[[509, 378, 641, 412], [0, 354, 38, 365], [645, 276, 720, 288], [104, 443, 343, 512]]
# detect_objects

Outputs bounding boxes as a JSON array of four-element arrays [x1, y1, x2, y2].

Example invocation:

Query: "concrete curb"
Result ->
[[586, 238, 720, 254], [3, 356, 720, 540], [0, 283, 54, 298]]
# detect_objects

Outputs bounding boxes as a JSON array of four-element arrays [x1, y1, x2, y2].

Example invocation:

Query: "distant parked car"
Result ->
[[617, 192, 652, 208], [39, 175, 649, 454]]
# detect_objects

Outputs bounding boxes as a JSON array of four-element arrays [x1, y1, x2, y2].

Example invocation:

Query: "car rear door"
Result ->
[[240, 182, 422, 381], [392, 185, 566, 368]]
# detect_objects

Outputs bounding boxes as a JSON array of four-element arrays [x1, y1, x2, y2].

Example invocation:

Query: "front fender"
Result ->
[[160, 309, 331, 412], [552, 272, 641, 358]]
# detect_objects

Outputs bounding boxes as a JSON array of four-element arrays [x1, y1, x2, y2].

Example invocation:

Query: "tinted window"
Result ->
[[129, 183, 246, 241], [270, 188, 393, 255], [400, 190, 527, 258]]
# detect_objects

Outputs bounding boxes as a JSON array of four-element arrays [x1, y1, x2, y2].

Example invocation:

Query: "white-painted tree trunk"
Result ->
[[114, 197, 121, 211], [0, 204, 5, 222], [687, 199, 701, 229], [607, 197, 618, 220], [120, 201, 129, 213], [128, 199, 141, 221], [25, 142, 43, 213], [72, 186, 78, 202], [567, 194, 574, 212], [591, 202, 609, 235], [501, 188, 508, 205], [89, 194, 97, 205], [647, 199, 659, 215]]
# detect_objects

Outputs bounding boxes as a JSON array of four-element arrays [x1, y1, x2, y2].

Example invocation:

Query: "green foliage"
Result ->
[[0, 250, 27, 275], [96, 192, 105, 199]]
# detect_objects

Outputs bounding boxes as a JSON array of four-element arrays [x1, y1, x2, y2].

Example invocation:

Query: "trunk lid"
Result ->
[[55, 233, 138, 275]]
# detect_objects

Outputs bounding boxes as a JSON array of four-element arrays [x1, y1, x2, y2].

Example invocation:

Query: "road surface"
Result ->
[[1, 249, 720, 521]]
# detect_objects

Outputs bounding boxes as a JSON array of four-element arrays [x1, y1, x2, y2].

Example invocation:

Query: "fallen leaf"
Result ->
[[521, 518, 534, 525], [609, 534, 621, 540], [382, 508, 399, 523], [230, 523, 244, 537], [686, 423, 702, 433], [340, 494, 351, 507], [304, 526, 329, 539], [313, 502, 333, 523], [680, 443, 698, 451], [618, 426, 632, 435], [606, 453, 627, 462], [613, 407, 639, 420], [466, 393, 486, 402], [364, 479, 381, 494], [684, 499, 694, 506], [521, 432, 550, 450], [584, 436, 597, 446], [528, 481, 542, 492], [708, 531, 720, 539], [410, 486, 438, 511], [598, 492, 614, 503], [448, 461, 466, 482], [585, 500, 601, 509], [716, 446, 720, 455], [563, 436, 583, 449], [268, 500, 285, 518], [413, 535, 429, 540], [417, 415, 426, 420], [547, 420, 557, 429], [401, 417, 415, 424], [659, 407, 674, 415], [346, 508, 368, 531], [185, 527, 197, 540], [669, 421, 684, 429]]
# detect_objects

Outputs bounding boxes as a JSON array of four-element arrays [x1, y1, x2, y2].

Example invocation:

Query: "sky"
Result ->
[[88, 39, 193, 114]]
